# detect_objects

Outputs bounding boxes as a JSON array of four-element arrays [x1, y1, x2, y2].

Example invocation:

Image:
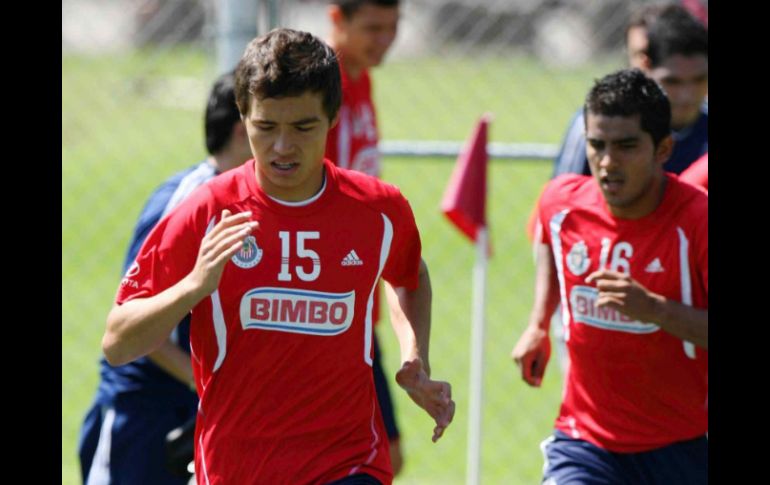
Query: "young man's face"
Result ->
[[586, 112, 671, 219], [243, 91, 335, 201], [649, 54, 708, 129], [335, 4, 399, 71]]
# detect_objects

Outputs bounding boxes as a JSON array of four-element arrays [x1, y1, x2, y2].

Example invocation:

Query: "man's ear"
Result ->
[[329, 112, 340, 130], [655, 135, 673, 166]]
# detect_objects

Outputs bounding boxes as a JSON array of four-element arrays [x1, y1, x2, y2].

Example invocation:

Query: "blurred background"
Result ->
[[62, 0, 706, 483]]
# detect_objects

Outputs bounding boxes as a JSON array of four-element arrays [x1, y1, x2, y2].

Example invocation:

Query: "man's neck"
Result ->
[[608, 174, 669, 220], [208, 152, 243, 174], [329, 39, 364, 81], [342, 59, 364, 81]]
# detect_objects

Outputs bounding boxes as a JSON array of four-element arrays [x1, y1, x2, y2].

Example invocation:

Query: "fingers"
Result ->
[[205, 211, 257, 251], [518, 353, 533, 384], [595, 294, 624, 309], [216, 210, 253, 233], [432, 399, 456, 442], [531, 353, 547, 387], [515, 351, 543, 387], [585, 270, 625, 284], [403, 375, 455, 442], [594, 279, 629, 292], [204, 222, 259, 266], [212, 236, 253, 268], [430, 382, 455, 443]]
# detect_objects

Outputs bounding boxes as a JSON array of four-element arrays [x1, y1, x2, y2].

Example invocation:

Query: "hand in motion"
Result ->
[[396, 359, 455, 443], [586, 270, 662, 323], [511, 326, 551, 387], [188, 209, 258, 296]]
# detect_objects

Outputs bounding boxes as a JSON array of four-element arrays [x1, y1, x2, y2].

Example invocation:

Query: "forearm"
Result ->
[[147, 339, 195, 388], [103, 276, 206, 366], [651, 295, 708, 349], [528, 243, 561, 331], [385, 260, 432, 375]]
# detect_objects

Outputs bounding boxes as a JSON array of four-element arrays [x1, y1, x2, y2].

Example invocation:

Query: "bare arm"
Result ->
[[103, 210, 257, 366], [103, 279, 204, 366], [586, 270, 708, 349], [384, 259, 432, 370], [511, 243, 561, 387], [384, 259, 455, 442], [147, 339, 195, 388]]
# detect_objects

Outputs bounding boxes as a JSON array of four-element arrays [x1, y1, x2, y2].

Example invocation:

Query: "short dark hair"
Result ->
[[204, 71, 241, 155], [646, 5, 708, 67], [331, 0, 399, 18], [234, 28, 341, 122], [584, 69, 671, 147]]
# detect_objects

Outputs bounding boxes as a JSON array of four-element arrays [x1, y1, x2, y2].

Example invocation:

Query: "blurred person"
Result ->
[[325, 0, 406, 474], [78, 71, 252, 484], [512, 69, 707, 484], [101, 28, 454, 485], [552, 3, 708, 177]]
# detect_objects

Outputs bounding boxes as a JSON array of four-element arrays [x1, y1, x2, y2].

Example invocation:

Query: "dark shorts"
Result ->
[[372, 333, 400, 441], [541, 430, 708, 485], [326, 473, 382, 485], [78, 392, 197, 485]]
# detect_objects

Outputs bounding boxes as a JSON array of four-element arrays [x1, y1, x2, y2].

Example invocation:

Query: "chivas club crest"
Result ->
[[566, 240, 590, 276], [232, 236, 263, 269]]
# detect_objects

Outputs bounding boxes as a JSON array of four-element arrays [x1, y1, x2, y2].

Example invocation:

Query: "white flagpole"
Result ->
[[466, 226, 488, 485]]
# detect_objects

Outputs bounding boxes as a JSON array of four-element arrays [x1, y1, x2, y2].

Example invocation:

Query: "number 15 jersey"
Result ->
[[116, 159, 422, 485]]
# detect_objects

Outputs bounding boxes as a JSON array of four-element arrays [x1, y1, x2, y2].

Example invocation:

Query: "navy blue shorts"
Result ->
[[372, 333, 400, 441], [326, 473, 382, 485], [541, 430, 707, 485], [78, 392, 197, 484]]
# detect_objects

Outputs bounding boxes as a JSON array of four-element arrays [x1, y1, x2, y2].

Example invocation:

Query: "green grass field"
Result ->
[[62, 47, 620, 484]]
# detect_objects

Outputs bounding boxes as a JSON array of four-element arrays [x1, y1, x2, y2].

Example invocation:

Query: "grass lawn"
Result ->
[[63, 47, 619, 484]]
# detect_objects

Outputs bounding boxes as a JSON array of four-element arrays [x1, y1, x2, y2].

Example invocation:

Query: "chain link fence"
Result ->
[[62, 0, 669, 482]]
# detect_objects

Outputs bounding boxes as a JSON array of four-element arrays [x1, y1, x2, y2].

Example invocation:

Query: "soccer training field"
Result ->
[[62, 47, 620, 484]]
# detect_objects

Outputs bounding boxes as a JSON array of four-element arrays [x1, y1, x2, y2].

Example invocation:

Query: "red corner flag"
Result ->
[[441, 114, 491, 247]]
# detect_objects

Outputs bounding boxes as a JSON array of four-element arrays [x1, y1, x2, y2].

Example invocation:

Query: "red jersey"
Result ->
[[326, 62, 384, 324], [116, 160, 421, 484], [679, 152, 708, 191], [539, 173, 708, 453], [325, 65, 380, 177]]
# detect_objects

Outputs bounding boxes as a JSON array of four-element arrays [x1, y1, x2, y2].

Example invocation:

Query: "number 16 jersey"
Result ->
[[539, 173, 708, 453]]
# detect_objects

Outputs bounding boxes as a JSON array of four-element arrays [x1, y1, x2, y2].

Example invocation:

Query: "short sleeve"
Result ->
[[380, 191, 422, 290]]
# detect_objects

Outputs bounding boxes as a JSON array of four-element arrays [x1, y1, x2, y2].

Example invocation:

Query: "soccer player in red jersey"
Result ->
[[101, 28, 454, 485], [512, 69, 707, 483], [325, 0, 405, 473], [325, 0, 397, 178]]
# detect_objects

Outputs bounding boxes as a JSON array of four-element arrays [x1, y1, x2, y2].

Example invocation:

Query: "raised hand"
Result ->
[[188, 209, 258, 297], [585, 270, 662, 323]]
